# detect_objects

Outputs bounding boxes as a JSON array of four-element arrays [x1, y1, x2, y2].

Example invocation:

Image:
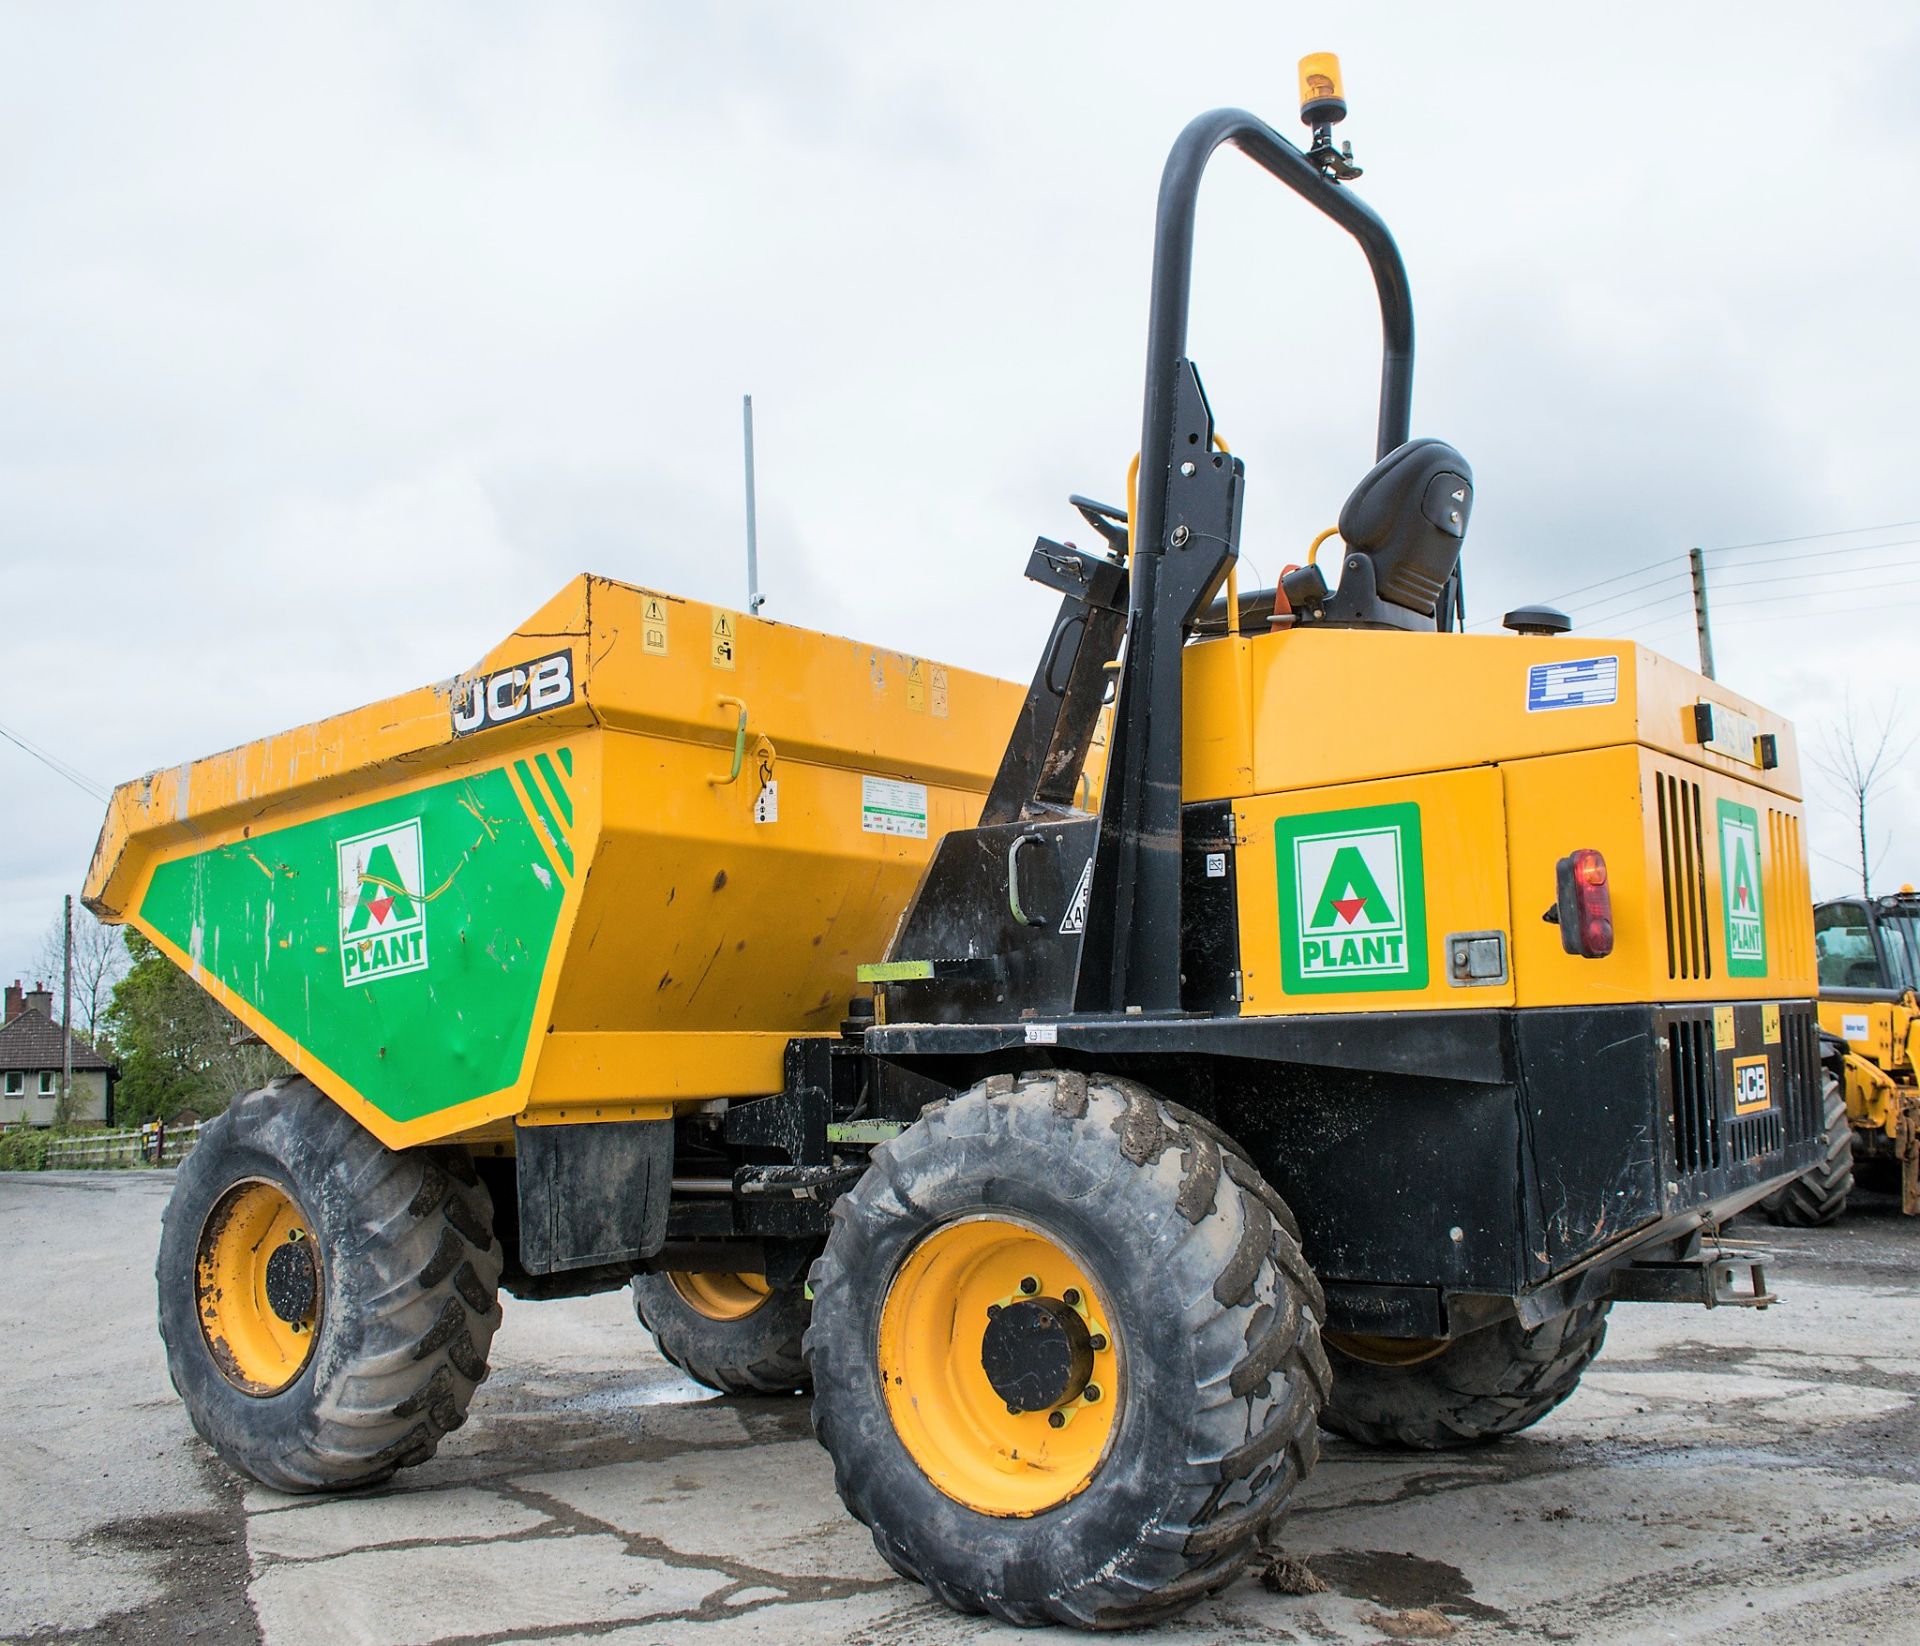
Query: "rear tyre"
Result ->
[[630, 1271, 810, 1394], [807, 1071, 1328, 1629], [156, 1076, 503, 1492], [1320, 1301, 1609, 1450], [1761, 1074, 1854, 1227]]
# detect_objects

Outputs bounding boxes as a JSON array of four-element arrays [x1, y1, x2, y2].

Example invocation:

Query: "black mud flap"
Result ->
[[514, 1118, 672, 1274]]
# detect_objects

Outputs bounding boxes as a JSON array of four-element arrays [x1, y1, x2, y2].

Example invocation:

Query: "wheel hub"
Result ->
[[264, 1234, 318, 1325], [980, 1297, 1093, 1412]]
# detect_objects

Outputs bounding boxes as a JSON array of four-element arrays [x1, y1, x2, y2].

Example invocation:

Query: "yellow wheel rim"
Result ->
[[1325, 1331, 1450, 1368], [195, 1179, 321, 1396], [878, 1215, 1122, 1517], [669, 1270, 772, 1322]]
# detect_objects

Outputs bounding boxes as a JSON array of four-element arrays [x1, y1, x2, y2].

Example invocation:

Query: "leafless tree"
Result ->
[[1812, 691, 1918, 897], [31, 902, 130, 1041]]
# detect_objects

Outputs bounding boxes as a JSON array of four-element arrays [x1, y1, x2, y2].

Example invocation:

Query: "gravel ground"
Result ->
[[2, 1168, 1917, 1646]]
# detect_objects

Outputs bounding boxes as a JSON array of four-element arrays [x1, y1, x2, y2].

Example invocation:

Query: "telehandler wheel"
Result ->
[[1761, 1073, 1854, 1228], [156, 1076, 503, 1493], [806, 1071, 1328, 1629], [630, 1271, 810, 1395], [1319, 1300, 1610, 1451]]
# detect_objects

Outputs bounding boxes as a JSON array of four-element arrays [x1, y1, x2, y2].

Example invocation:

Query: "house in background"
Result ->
[[0, 980, 117, 1127]]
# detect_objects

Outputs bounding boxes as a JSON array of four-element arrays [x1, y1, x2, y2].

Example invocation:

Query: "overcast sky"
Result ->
[[4, 4, 1918, 985]]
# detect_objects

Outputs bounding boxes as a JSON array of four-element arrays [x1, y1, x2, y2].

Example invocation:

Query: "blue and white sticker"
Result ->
[[1527, 656, 1619, 712]]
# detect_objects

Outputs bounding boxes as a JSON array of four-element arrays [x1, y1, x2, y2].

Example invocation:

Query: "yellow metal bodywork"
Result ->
[[195, 1179, 319, 1396], [1180, 627, 1815, 1015], [877, 1214, 1120, 1517], [85, 576, 1024, 1149]]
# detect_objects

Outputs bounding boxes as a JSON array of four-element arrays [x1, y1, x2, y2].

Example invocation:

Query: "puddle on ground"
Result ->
[[1313, 1547, 1507, 1624]]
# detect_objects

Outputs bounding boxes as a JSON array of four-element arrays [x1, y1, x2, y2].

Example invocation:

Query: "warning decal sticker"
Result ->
[[1275, 802, 1428, 994]]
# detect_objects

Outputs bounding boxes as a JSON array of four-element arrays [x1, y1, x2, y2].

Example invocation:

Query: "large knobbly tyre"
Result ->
[[1761, 1073, 1854, 1227], [806, 1071, 1329, 1630], [631, 1271, 810, 1394], [1320, 1300, 1610, 1450], [157, 1076, 503, 1492]]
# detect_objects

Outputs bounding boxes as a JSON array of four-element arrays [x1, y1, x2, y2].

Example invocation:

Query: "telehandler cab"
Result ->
[[87, 57, 1827, 1630], [1767, 887, 1920, 1221]]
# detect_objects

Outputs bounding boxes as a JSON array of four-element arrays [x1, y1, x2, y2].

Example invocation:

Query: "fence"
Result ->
[[43, 1121, 202, 1171]]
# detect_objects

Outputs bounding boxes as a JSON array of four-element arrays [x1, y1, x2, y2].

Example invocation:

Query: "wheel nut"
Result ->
[[1048, 1411, 1066, 1428], [1084, 1384, 1102, 1404], [987, 1303, 1001, 1317], [1062, 1287, 1081, 1307], [1089, 1333, 1108, 1352], [1019, 1276, 1039, 1295]]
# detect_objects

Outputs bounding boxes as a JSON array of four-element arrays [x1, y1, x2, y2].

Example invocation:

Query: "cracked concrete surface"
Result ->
[[3, 1169, 1918, 1645]]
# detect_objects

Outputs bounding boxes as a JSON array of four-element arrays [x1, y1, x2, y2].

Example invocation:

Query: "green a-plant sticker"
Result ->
[[1276, 802, 1428, 994], [338, 820, 429, 985], [1717, 798, 1767, 978]]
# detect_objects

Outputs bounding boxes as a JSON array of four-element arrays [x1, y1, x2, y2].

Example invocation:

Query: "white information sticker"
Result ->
[[1841, 1013, 1870, 1041], [1526, 656, 1619, 712], [861, 775, 928, 838], [753, 780, 778, 825], [1024, 1023, 1059, 1045]]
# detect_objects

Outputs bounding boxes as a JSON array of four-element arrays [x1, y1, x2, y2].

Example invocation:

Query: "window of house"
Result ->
[[39, 1072, 56, 1095], [2, 1072, 21, 1096]]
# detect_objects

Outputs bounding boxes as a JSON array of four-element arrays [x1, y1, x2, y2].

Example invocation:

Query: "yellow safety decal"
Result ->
[[1714, 1006, 1736, 1051], [642, 596, 669, 657], [711, 610, 736, 670], [1762, 1003, 1781, 1045]]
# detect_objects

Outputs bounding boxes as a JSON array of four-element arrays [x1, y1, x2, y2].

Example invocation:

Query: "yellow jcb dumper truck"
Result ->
[[1780, 888, 1920, 1218], [86, 63, 1827, 1630]]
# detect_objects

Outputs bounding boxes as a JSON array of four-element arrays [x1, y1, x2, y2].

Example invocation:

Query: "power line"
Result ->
[[1713, 573, 1920, 613], [1572, 588, 1692, 627], [0, 721, 110, 803], [1712, 553, 1920, 595], [1703, 533, 1920, 572], [1703, 516, 1920, 554]]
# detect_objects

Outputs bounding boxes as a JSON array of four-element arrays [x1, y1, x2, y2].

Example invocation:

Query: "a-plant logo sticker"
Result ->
[[338, 820, 429, 986], [1716, 798, 1767, 978], [1275, 802, 1428, 994]]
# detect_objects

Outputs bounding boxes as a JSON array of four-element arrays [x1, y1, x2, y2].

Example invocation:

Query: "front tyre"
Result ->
[[157, 1077, 503, 1492], [807, 1072, 1327, 1629], [1320, 1301, 1609, 1450], [1761, 1073, 1854, 1227], [630, 1271, 810, 1394]]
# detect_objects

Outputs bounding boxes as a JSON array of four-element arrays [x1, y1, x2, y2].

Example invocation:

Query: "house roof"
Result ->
[[0, 1004, 115, 1073]]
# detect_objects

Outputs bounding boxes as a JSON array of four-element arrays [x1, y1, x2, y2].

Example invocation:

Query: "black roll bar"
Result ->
[[1082, 109, 1417, 1014], [1132, 108, 1414, 596]]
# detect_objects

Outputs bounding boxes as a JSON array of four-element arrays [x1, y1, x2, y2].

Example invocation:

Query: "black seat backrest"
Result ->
[[1323, 438, 1473, 627]]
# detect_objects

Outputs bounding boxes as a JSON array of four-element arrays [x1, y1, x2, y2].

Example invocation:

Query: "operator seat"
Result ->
[[1320, 438, 1473, 628]]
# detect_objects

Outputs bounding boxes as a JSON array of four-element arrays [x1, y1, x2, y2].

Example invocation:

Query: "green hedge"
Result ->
[[0, 1129, 51, 1171]]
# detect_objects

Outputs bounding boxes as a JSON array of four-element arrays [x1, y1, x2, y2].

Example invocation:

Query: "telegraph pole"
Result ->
[[743, 395, 765, 615], [60, 893, 74, 1123], [1688, 547, 1716, 681]]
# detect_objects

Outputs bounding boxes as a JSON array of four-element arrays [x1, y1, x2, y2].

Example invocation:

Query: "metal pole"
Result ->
[[743, 395, 764, 614], [61, 893, 73, 1118], [1688, 547, 1716, 681]]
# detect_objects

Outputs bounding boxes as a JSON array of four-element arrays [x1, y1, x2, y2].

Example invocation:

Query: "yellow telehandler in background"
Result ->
[[1773, 888, 1920, 1221]]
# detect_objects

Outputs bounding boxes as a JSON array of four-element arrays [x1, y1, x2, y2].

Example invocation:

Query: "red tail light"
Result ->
[[1555, 849, 1614, 958]]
